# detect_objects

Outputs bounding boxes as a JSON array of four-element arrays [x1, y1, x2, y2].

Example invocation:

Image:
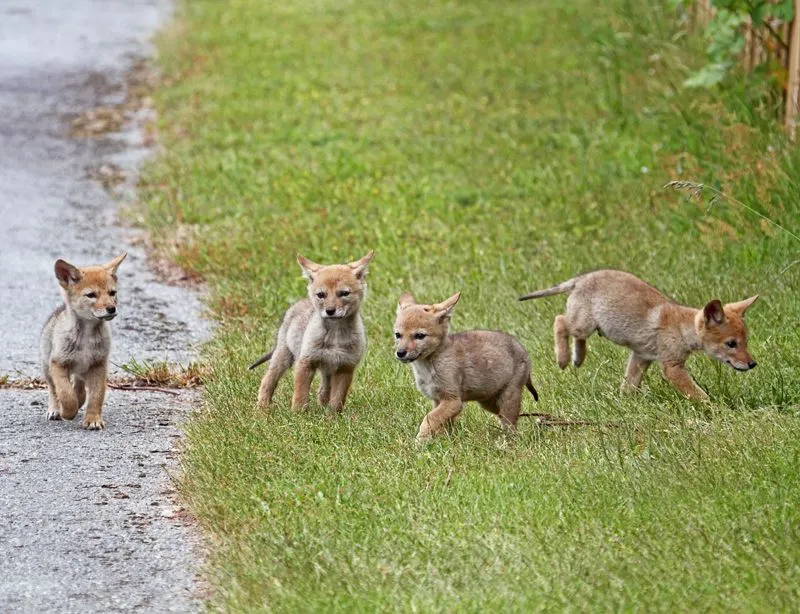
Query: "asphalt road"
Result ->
[[0, 2, 209, 611]]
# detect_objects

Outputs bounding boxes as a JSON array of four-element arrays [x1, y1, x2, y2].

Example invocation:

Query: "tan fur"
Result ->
[[394, 292, 539, 441], [252, 251, 374, 413], [520, 270, 759, 401], [40, 253, 127, 429]]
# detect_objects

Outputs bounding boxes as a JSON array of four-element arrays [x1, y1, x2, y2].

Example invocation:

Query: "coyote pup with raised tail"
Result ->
[[41, 253, 127, 429], [250, 251, 375, 413], [393, 292, 539, 441], [519, 270, 759, 401]]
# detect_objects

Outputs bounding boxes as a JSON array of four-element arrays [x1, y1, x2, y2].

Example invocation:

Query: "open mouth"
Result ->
[[396, 355, 416, 363], [97, 314, 117, 321], [726, 359, 751, 372]]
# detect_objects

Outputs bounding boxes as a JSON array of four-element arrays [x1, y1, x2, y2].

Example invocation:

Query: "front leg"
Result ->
[[291, 359, 315, 412], [417, 398, 463, 442], [83, 363, 108, 430], [662, 362, 709, 402], [621, 353, 652, 393], [50, 362, 78, 420], [328, 368, 354, 413], [45, 376, 61, 421]]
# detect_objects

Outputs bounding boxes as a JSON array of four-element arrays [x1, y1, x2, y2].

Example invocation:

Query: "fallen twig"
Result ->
[[108, 383, 180, 396], [520, 411, 618, 428]]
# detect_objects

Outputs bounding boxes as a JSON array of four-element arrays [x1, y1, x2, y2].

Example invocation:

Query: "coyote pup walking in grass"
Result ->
[[393, 292, 539, 441], [519, 269, 758, 401], [41, 253, 127, 429], [250, 251, 375, 413]]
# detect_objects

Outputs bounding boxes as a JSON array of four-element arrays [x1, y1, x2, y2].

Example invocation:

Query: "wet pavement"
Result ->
[[0, 1, 208, 612]]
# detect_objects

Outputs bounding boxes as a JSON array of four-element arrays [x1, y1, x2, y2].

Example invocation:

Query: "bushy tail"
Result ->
[[248, 349, 273, 370], [525, 375, 539, 402], [518, 278, 577, 301]]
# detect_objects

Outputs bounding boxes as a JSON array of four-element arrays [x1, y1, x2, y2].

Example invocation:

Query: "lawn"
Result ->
[[143, 0, 800, 610]]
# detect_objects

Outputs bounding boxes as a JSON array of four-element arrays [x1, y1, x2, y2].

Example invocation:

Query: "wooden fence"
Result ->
[[694, 0, 800, 137]]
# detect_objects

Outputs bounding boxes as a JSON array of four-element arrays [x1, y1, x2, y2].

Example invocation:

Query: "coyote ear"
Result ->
[[434, 292, 461, 322], [397, 292, 416, 312], [297, 254, 322, 281], [727, 294, 759, 316], [349, 250, 375, 280], [703, 299, 726, 326], [103, 252, 127, 277], [55, 259, 82, 287]]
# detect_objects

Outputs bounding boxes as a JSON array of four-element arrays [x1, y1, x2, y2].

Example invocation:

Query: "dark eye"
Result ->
[[394, 332, 401, 339], [316, 291, 326, 299], [725, 340, 738, 348], [338, 290, 351, 297], [85, 292, 97, 299], [413, 332, 427, 340], [108, 290, 117, 297]]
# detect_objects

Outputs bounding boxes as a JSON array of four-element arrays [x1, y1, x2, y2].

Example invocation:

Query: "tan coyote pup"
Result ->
[[250, 251, 375, 412], [519, 269, 758, 401], [393, 292, 539, 441], [40, 253, 127, 429]]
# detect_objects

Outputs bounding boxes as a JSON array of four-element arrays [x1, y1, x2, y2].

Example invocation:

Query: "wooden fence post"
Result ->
[[786, 1, 800, 139]]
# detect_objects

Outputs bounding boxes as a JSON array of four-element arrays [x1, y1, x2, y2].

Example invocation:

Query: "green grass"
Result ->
[[143, 0, 800, 610]]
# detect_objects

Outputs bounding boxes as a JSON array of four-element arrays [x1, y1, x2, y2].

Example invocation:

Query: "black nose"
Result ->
[[748, 360, 757, 369], [106, 306, 116, 314], [326, 308, 336, 316], [396, 349, 407, 359]]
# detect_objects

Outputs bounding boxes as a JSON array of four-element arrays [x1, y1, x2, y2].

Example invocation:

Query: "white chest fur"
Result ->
[[411, 360, 440, 400], [52, 319, 111, 375], [301, 314, 366, 371]]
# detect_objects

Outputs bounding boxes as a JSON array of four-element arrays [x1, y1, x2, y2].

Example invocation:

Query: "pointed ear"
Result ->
[[103, 252, 127, 277], [727, 294, 759, 316], [297, 254, 322, 281], [434, 292, 461, 322], [55, 259, 82, 287], [349, 250, 375, 280], [703, 299, 726, 326], [397, 292, 416, 312]]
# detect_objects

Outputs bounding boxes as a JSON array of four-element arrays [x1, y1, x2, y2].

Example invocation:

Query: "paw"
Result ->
[[416, 421, 435, 443], [46, 409, 62, 421], [83, 416, 105, 430]]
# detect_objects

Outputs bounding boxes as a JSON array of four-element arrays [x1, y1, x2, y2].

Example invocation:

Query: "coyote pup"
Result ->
[[519, 269, 758, 401], [250, 251, 375, 412], [40, 253, 127, 429], [393, 292, 539, 441]]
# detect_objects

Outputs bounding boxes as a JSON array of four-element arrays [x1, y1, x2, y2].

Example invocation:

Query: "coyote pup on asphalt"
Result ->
[[250, 251, 375, 412], [40, 253, 127, 429], [393, 292, 539, 441], [519, 269, 758, 401]]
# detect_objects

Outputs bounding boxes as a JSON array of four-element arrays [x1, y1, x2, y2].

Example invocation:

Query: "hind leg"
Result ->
[[565, 298, 596, 368], [328, 368, 354, 413], [572, 339, 587, 367], [257, 349, 293, 409], [553, 315, 570, 369], [496, 385, 523, 434], [73, 378, 86, 409], [317, 372, 332, 407]]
